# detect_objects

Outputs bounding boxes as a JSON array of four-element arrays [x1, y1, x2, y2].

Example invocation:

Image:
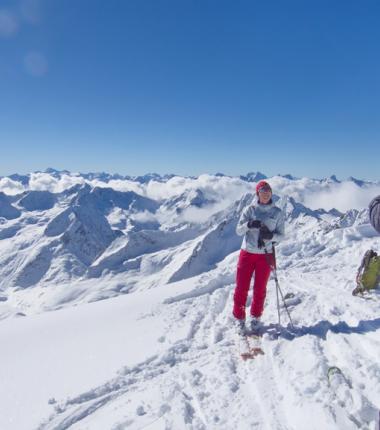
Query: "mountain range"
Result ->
[[0, 170, 379, 430]]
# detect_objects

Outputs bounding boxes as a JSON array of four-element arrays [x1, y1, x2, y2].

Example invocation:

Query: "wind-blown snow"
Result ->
[[0, 170, 379, 430]]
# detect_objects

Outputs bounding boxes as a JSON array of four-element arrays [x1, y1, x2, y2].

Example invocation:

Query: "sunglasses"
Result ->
[[258, 186, 272, 193]]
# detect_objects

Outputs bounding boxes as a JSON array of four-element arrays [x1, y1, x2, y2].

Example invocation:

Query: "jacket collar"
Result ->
[[255, 201, 274, 211]]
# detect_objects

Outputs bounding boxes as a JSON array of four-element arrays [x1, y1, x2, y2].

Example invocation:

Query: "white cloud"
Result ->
[[145, 174, 252, 206], [93, 179, 145, 195], [267, 176, 380, 212], [195, 174, 252, 205], [130, 211, 158, 223], [53, 174, 85, 193], [28, 173, 58, 191], [0, 9, 19, 37], [177, 201, 232, 224], [27, 173, 86, 193], [24, 51, 48, 77], [143, 174, 254, 224], [303, 182, 380, 212], [0, 177, 25, 195], [145, 176, 194, 201], [1, 171, 379, 214]]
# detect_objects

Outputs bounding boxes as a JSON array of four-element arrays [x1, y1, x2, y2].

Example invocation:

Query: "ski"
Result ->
[[238, 332, 264, 360]]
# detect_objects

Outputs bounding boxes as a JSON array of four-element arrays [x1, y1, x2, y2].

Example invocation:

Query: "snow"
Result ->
[[0, 171, 379, 429]]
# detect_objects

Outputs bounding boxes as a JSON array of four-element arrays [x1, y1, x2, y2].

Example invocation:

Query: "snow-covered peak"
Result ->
[[43, 167, 71, 177], [8, 173, 30, 186], [239, 171, 267, 182], [285, 196, 342, 221], [160, 188, 216, 216], [0, 170, 379, 308], [1, 170, 379, 217], [324, 174, 340, 183], [346, 176, 376, 187], [132, 173, 176, 183], [279, 173, 298, 180], [325, 208, 370, 231], [85, 186, 159, 213]]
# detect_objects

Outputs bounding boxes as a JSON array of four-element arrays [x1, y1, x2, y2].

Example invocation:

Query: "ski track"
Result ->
[[279, 259, 380, 429], [35, 245, 380, 430], [37, 287, 261, 430]]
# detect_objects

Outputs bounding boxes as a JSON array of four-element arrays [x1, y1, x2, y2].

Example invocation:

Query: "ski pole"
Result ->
[[265, 244, 295, 330], [264, 245, 281, 325], [273, 264, 295, 330], [273, 245, 295, 330], [272, 247, 281, 326]]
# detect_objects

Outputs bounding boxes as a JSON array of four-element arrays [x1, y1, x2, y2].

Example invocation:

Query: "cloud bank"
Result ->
[[0, 171, 378, 213]]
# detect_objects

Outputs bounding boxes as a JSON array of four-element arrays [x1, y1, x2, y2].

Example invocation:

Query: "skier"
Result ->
[[369, 195, 380, 233], [233, 180, 285, 335]]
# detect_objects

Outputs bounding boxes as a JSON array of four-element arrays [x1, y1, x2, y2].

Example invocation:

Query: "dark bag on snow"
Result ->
[[353, 249, 380, 295]]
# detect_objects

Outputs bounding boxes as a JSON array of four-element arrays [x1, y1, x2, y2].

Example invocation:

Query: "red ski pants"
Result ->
[[233, 249, 273, 320]]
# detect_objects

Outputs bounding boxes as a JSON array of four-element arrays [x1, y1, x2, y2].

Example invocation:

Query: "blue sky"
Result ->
[[0, 0, 379, 179]]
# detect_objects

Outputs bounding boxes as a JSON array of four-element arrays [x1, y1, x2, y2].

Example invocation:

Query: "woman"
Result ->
[[233, 180, 285, 334]]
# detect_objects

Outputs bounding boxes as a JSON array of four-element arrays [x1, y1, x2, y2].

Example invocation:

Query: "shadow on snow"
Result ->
[[265, 318, 380, 341]]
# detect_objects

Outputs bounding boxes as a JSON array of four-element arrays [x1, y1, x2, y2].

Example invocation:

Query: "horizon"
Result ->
[[1, 1, 379, 180], [0, 166, 377, 183], [1, 166, 380, 214]]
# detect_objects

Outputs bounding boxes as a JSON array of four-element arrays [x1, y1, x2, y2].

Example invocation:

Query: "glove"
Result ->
[[247, 220, 261, 229], [258, 225, 273, 241]]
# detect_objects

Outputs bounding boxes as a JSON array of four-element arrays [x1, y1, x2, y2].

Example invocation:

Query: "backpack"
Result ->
[[352, 249, 380, 295]]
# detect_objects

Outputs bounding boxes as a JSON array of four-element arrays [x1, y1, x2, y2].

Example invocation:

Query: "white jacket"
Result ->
[[236, 200, 285, 254]]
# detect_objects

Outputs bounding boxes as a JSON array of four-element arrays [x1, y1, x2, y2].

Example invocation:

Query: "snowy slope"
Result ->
[[0, 171, 380, 430]]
